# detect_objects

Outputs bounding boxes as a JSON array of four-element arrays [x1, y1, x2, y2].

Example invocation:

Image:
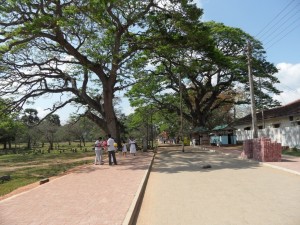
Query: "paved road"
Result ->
[[0, 152, 154, 225], [136, 146, 300, 225]]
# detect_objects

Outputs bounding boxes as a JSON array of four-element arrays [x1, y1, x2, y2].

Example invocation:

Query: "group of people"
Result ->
[[94, 135, 137, 166]]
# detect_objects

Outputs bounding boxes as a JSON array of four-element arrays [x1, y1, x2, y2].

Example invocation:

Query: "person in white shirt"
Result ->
[[94, 137, 104, 165], [107, 134, 117, 165], [129, 137, 136, 156], [192, 138, 196, 147], [122, 140, 127, 157]]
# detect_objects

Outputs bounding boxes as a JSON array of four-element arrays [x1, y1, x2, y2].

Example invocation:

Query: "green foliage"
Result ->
[[0, 0, 160, 141], [282, 148, 300, 157], [21, 109, 40, 126], [45, 114, 61, 126], [0, 98, 25, 145], [127, 17, 281, 129], [0, 0, 282, 141]]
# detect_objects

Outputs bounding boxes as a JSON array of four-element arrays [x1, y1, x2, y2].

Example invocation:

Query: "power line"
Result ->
[[265, 22, 300, 50], [276, 83, 300, 94], [261, 8, 299, 43], [255, 0, 300, 49], [255, 0, 297, 39]]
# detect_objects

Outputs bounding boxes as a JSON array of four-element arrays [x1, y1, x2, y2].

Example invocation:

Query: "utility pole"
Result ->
[[259, 77, 265, 129], [247, 41, 258, 138], [179, 73, 184, 152], [151, 105, 154, 149]]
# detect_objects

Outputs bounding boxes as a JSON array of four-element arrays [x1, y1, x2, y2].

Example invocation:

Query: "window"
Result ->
[[291, 121, 300, 126], [258, 125, 263, 129], [273, 123, 280, 128], [289, 116, 294, 121], [244, 127, 251, 130]]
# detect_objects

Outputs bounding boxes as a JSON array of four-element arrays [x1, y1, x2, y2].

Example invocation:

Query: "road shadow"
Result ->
[[281, 158, 298, 162], [151, 146, 260, 174]]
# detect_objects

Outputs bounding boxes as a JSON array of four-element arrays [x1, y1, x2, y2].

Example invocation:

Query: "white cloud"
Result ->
[[35, 106, 49, 118], [273, 63, 300, 105], [193, 0, 204, 8]]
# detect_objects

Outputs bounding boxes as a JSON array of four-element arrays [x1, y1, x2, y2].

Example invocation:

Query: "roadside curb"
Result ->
[[122, 152, 156, 225], [260, 162, 300, 176]]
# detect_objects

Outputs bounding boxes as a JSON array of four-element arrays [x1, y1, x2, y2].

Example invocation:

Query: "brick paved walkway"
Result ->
[[0, 152, 154, 225]]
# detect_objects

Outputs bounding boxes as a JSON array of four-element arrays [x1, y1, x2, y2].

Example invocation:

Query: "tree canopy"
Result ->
[[0, 0, 282, 139], [127, 20, 281, 129], [0, 0, 160, 142]]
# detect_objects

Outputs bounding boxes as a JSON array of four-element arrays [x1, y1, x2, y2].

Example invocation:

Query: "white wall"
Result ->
[[235, 126, 300, 148]]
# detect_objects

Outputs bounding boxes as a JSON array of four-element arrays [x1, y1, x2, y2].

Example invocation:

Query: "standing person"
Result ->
[[102, 138, 107, 152], [94, 137, 104, 165], [122, 140, 127, 157], [192, 138, 196, 147], [107, 134, 117, 165], [129, 137, 136, 156]]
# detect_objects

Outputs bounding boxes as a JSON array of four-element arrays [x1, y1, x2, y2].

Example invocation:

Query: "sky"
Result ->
[[33, 0, 300, 123]]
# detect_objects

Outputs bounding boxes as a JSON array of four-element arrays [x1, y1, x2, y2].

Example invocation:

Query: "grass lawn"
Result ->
[[282, 149, 300, 157], [0, 143, 96, 197]]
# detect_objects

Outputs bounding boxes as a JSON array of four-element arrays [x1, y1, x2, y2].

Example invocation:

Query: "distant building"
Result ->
[[234, 99, 300, 148], [192, 125, 236, 146], [209, 125, 236, 146], [191, 126, 209, 145]]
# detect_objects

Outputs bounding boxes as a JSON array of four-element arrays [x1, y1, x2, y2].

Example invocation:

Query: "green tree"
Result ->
[[0, 99, 25, 152], [64, 116, 100, 147], [128, 20, 281, 129], [124, 104, 189, 148], [38, 114, 61, 152], [21, 108, 40, 149], [0, 0, 160, 144]]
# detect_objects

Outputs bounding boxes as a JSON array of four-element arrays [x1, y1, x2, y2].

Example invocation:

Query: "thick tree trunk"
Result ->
[[48, 141, 53, 153], [105, 105, 120, 143], [103, 87, 121, 146], [27, 136, 31, 149], [48, 133, 54, 152]]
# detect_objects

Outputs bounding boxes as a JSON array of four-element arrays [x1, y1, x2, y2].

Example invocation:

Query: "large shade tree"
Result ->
[[0, 0, 187, 143], [127, 20, 281, 129]]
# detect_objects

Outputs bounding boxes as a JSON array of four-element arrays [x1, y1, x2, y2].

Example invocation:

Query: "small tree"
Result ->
[[21, 108, 40, 149], [39, 114, 61, 152], [0, 99, 25, 152]]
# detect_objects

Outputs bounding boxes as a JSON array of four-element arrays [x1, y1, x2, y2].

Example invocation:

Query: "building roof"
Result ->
[[234, 99, 300, 126], [212, 124, 236, 131], [192, 126, 208, 133]]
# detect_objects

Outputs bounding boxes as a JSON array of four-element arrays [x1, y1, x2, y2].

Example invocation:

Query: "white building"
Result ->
[[234, 99, 300, 148]]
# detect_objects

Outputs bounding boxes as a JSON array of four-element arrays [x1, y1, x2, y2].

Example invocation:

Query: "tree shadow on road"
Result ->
[[151, 147, 261, 174]]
